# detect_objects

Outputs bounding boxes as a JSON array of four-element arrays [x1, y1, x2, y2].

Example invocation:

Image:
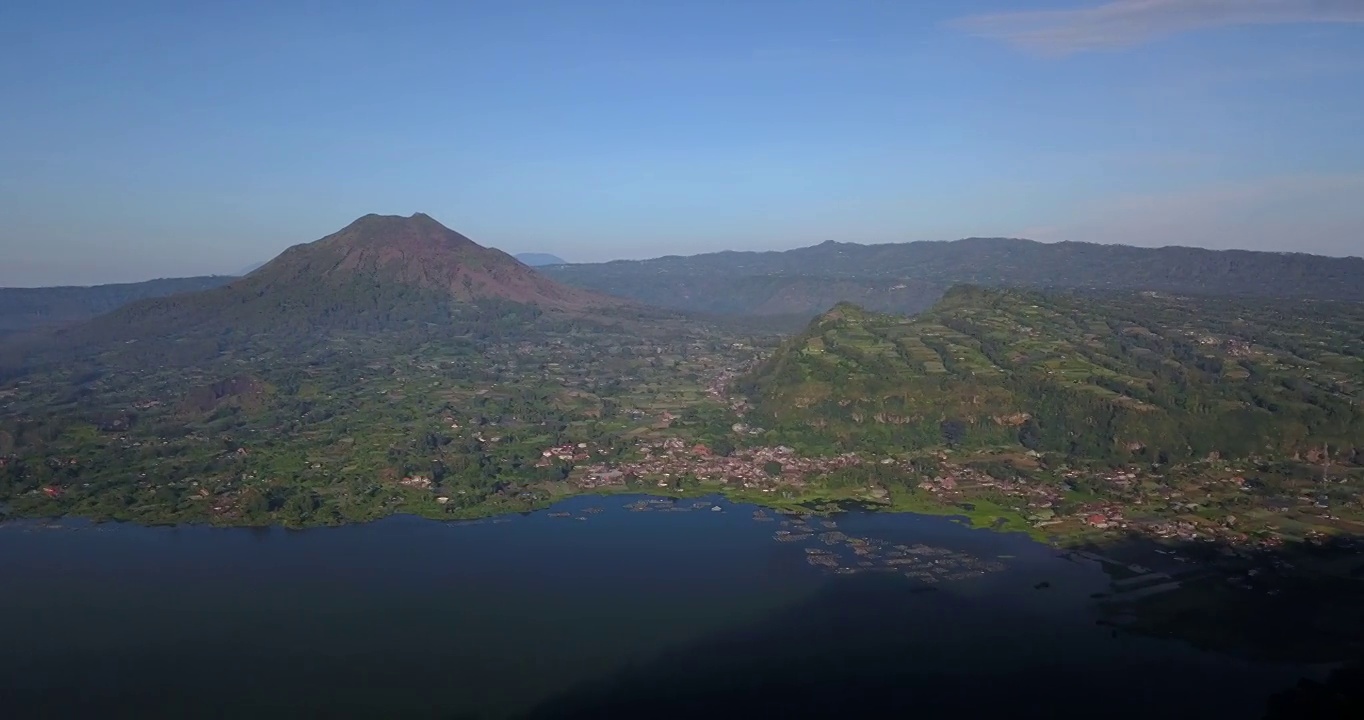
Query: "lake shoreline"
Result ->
[[2, 491, 1339, 720]]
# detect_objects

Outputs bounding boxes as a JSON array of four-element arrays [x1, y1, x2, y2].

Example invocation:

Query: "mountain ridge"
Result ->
[[542, 237, 1364, 317], [0, 276, 237, 336], [8, 233, 1363, 336]]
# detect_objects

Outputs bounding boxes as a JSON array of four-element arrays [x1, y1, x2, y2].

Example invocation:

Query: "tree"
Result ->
[[940, 419, 967, 448], [1018, 419, 1042, 451]]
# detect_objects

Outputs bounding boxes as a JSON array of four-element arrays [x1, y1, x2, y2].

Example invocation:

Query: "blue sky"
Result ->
[[1, 0, 1362, 286]]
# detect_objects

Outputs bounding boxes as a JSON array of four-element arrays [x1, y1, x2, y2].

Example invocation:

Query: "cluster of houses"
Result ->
[[1074, 501, 1129, 530], [1195, 333, 1255, 359], [575, 437, 861, 492], [706, 367, 752, 414], [915, 461, 1286, 548], [917, 462, 1066, 513], [534, 443, 592, 467], [1136, 517, 1252, 546]]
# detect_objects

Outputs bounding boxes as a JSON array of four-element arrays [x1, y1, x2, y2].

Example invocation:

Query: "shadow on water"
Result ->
[[520, 532, 1364, 720], [1086, 533, 1364, 720], [1079, 533, 1364, 664], [5, 504, 1364, 719], [1264, 661, 1364, 719]]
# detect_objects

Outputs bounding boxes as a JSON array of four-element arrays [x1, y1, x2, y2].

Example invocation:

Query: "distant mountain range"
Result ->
[[0, 276, 235, 337], [542, 238, 1364, 317], [515, 253, 567, 266], [4, 235, 1363, 338]]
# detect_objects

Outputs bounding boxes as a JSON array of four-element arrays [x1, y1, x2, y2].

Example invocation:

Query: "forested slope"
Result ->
[[739, 287, 1364, 463]]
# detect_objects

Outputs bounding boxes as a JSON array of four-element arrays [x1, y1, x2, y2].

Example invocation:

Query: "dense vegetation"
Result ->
[[544, 237, 1364, 317], [0, 276, 235, 336], [0, 214, 763, 527], [3, 215, 1362, 550], [0, 306, 762, 526], [739, 286, 1364, 464]]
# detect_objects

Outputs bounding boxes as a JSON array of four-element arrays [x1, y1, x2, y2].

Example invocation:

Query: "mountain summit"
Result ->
[[250, 213, 606, 310], [59, 213, 620, 351]]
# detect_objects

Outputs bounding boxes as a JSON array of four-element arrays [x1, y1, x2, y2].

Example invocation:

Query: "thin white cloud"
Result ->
[[953, 0, 1364, 54]]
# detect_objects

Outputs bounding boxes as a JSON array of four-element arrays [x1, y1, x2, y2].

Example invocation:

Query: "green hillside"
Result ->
[[738, 286, 1364, 462]]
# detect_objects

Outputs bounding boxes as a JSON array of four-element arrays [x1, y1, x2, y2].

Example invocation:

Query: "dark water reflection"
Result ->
[[0, 495, 1327, 718]]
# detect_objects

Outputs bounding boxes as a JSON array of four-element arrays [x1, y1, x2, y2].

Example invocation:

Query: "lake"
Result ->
[[0, 494, 1326, 719]]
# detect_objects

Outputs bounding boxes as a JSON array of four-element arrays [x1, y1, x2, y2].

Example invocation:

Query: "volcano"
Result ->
[[243, 213, 611, 310], [60, 213, 623, 349]]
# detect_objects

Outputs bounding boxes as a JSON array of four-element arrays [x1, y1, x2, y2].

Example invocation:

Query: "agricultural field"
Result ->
[[4, 282, 1363, 551], [0, 313, 769, 527]]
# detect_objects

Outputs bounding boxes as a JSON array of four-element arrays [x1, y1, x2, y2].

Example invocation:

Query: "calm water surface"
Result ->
[[0, 495, 1322, 718]]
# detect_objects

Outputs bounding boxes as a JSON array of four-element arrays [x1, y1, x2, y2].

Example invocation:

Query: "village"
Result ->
[[543, 419, 1348, 554], [573, 437, 863, 493]]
